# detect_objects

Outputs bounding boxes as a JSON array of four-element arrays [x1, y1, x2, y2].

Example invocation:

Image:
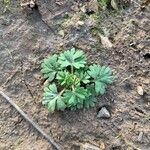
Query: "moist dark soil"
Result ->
[[0, 0, 150, 150]]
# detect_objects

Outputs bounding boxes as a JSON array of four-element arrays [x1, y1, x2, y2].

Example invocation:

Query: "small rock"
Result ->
[[88, 0, 99, 13], [97, 107, 110, 119], [100, 142, 105, 150], [59, 42, 64, 46], [137, 86, 144, 96], [80, 143, 100, 150], [77, 21, 84, 26], [99, 34, 113, 49], [137, 131, 144, 143], [71, 5, 80, 12], [29, 0, 36, 8], [80, 5, 86, 13], [34, 73, 41, 80], [20, 0, 35, 8]]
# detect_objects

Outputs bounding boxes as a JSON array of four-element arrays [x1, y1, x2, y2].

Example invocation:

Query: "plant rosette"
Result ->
[[41, 48, 114, 112]]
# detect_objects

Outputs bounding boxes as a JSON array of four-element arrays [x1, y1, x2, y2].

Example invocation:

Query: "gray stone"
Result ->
[[97, 107, 110, 119], [88, 0, 99, 13], [137, 131, 144, 143]]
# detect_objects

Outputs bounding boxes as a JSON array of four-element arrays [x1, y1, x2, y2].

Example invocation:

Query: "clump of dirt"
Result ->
[[0, 0, 150, 150]]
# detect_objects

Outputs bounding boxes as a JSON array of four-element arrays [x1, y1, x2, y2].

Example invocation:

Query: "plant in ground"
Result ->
[[41, 48, 114, 112], [3, 0, 11, 12], [97, 0, 109, 9]]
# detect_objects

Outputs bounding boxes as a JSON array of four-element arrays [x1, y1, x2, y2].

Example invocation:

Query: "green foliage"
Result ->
[[43, 84, 66, 112], [41, 55, 60, 81], [98, 0, 109, 9], [58, 48, 86, 69], [3, 0, 11, 12], [88, 64, 113, 94], [41, 48, 114, 112], [97, 0, 120, 10]]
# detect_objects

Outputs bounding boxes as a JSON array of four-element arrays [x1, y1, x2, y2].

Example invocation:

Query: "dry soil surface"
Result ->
[[0, 0, 150, 150]]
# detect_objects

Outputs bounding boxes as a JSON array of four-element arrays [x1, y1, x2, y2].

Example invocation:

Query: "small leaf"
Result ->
[[64, 86, 88, 109], [86, 84, 96, 95], [57, 71, 80, 87], [84, 96, 96, 108], [95, 81, 107, 94], [41, 55, 61, 81], [111, 0, 118, 10], [75, 70, 90, 84], [56, 99, 66, 111], [48, 99, 56, 112], [98, 0, 109, 10], [58, 48, 86, 69], [68, 95, 76, 106], [88, 64, 113, 94], [43, 84, 66, 112]]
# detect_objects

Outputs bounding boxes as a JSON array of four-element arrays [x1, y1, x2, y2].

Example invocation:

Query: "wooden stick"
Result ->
[[0, 90, 62, 150]]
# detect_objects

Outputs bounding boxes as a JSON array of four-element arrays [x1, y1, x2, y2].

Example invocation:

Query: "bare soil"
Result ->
[[0, 0, 150, 150]]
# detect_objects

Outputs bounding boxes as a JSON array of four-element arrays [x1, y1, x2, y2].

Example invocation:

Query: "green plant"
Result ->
[[3, 0, 11, 12], [41, 48, 114, 112], [98, 0, 109, 9], [98, 0, 119, 10]]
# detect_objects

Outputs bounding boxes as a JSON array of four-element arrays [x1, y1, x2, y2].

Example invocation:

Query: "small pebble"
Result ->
[[97, 107, 110, 119], [137, 86, 144, 96], [137, 131, 144, 143]]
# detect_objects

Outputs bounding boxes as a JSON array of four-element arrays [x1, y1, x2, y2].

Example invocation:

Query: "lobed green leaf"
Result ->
[[41, 55, 61, 81], [88, 64, 113, 94], [43, 84, 66, 112], [58, 48, 86, 69]]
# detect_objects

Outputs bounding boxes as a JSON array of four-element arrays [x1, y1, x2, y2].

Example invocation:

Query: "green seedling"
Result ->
[[41, 48, 114, 112]]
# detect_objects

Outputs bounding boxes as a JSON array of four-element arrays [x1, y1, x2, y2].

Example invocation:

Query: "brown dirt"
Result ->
[[0, 0, 150, 150]]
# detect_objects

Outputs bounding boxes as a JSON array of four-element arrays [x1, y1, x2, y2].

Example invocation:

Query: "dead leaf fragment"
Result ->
[[99, 34, 113, 48], [111, 0, 118, 10], [100, 142, 105, 149], [137, 86, 144, 95]]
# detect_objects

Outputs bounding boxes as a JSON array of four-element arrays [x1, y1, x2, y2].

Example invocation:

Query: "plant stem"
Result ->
[[57, 89, 65, 98], [52, 89, 65, 102], [72, 85, 75, 91], [71, 66, 75, 91], [71, 65, 74, 74], [59, 89, 65, 96]]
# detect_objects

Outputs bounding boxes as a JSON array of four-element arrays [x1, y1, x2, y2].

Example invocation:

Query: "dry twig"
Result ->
[[0, 90, 62, 150]]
